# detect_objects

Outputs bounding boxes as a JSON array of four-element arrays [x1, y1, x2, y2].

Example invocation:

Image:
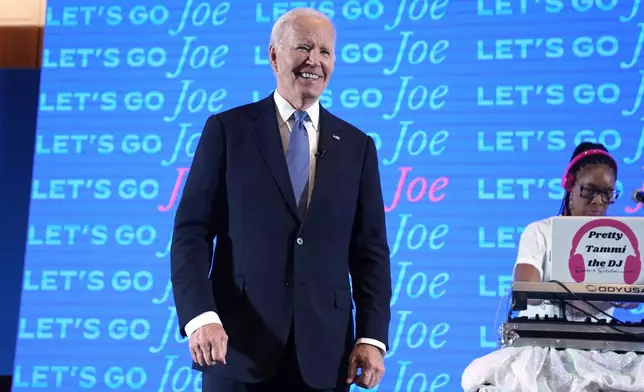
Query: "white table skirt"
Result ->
[[461, 346, 644, 392]]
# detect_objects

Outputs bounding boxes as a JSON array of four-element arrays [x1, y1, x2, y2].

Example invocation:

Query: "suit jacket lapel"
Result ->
[[307, 106, 341, 218], [248, 94, 299, 217]]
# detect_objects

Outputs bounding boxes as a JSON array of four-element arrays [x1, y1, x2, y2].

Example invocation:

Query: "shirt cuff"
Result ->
[[184, 311, 222, 336], [356, 338, 386, 355]]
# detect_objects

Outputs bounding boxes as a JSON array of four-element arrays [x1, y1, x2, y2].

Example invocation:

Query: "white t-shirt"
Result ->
[[513, 217, 615, 322]]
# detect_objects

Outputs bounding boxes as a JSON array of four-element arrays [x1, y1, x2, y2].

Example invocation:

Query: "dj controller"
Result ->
[[502, 282, 644, 353]]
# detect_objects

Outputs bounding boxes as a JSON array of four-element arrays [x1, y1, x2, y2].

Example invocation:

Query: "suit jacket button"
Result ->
[[296, 238, 303, 245]]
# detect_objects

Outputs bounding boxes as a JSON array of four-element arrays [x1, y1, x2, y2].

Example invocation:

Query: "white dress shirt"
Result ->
[[184, 90, 387, 354]]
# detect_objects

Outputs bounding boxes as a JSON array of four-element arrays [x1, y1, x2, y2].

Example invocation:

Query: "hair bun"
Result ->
[[570, 142, 608, 161]]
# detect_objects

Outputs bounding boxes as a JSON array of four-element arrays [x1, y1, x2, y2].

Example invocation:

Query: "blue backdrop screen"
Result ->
[[12, 1, 644, 391]]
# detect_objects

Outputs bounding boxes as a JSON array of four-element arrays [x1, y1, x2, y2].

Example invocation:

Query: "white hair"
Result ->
[[269, 8, 332, 49]]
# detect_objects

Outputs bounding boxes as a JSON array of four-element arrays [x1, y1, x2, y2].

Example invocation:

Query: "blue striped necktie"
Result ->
[[286, 110, 310, 205]]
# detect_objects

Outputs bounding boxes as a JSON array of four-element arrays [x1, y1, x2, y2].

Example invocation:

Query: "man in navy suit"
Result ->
[[170, 7, 391, 392]]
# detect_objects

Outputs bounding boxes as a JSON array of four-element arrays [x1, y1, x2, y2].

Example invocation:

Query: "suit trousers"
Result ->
[[201, 323, 348, 392]]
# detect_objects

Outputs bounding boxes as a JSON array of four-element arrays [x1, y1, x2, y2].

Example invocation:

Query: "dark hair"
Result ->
[[559, 142, 618, 216]]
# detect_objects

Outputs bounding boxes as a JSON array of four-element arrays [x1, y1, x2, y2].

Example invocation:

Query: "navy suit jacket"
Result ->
[[170, 93, 391, 389]]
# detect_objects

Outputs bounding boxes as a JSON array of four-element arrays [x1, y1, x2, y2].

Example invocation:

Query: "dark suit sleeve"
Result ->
[[349, 136, 392, 348], [170, 115, 224, 337]]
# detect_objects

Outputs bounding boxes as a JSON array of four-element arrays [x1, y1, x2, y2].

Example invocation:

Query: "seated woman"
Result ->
[[461, 142, 643, 392]]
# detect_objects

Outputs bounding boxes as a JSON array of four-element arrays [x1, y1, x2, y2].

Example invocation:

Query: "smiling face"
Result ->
[[269, 14, 335, 109]]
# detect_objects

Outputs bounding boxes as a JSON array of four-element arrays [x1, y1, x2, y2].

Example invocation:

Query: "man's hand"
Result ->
[[189, 324, 228, 366], [346, 344, 385, 389]]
